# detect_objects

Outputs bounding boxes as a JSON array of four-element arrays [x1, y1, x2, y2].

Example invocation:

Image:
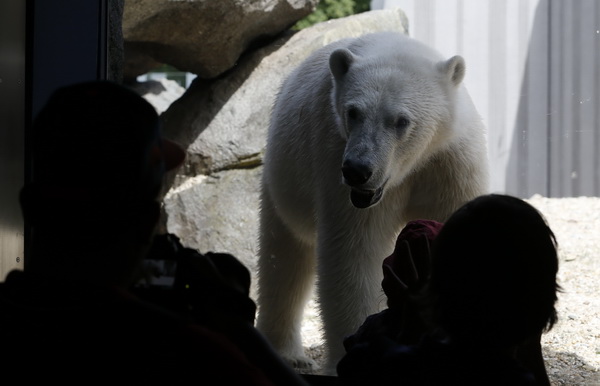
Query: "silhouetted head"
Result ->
[[20, 81, 185, 284], [429, 194, 559, 348]]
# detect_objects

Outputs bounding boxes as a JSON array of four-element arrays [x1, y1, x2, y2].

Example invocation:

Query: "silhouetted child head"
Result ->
[[429, 194, 559, 349]]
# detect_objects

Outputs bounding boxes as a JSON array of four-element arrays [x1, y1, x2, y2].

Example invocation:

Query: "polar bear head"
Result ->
[[329, 33, 468, 209]]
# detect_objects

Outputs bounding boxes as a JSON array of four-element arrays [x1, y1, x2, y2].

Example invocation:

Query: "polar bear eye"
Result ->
[[395, 116, 410, 129], [347, 107, 360, 121]]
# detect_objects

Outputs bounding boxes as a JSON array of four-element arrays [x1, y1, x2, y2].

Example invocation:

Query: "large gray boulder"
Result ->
[[122, 0, 319, 79], [164, 168, 262, 289], [162, 9, 409, 292]]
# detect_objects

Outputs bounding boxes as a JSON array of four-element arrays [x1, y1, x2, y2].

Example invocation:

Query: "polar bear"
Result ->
[[256, 31, 489, 372]]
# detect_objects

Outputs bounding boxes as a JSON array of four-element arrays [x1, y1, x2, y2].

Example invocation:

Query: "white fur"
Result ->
[[256, 32, 489, 373]]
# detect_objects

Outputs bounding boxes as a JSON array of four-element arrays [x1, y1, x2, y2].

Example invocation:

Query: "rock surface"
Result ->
[[164, 168, 262, 297], [122, 0, 319, 79]]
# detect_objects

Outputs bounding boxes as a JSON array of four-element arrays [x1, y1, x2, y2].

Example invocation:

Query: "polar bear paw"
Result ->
[[281, 352, 318, 371]]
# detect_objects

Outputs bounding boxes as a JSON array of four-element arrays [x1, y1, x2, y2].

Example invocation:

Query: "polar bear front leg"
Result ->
[[256, 194, 317, 369], [316, 219, 393, 374]]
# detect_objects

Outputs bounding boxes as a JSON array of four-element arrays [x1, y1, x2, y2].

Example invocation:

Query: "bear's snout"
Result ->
[[342, 159, 373, 187]]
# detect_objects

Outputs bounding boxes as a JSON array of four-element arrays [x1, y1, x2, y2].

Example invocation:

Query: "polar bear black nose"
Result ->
[[342, 160, 372, 186]]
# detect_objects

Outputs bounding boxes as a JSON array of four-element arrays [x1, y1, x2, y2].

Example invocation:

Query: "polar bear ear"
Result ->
[[438, 55, 466, 86], [330, 48, 355, 81]]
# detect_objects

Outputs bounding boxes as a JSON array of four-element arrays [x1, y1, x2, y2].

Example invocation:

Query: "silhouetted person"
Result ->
[[0, 81, 306, 385], [338, 194, 560, 385], [138, 233, 310, 386]]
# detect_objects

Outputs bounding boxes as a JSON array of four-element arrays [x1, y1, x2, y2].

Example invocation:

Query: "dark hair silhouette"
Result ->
[[429, 194, 559, 347]]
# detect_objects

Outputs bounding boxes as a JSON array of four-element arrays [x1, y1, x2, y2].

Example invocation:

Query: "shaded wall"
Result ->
[[0, 0, 26, 278]]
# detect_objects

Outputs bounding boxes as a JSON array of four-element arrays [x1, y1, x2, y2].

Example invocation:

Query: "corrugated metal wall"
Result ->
[[372, 0, 600, 198], [547, 0, 600, 197]]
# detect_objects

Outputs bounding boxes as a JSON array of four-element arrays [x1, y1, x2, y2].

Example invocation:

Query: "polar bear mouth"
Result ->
[[350, 186, 384, 209]]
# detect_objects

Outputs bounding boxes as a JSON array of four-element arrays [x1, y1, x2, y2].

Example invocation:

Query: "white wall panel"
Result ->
[[373, 0, 600, 198]]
